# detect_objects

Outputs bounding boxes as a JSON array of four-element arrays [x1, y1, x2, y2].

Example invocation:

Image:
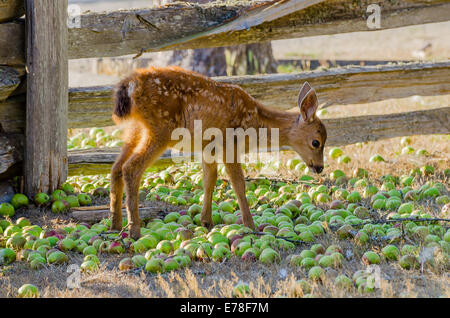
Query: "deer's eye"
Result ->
[[312, 140, 320, 148]]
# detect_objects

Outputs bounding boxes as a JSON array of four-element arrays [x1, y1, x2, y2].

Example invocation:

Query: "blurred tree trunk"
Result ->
[[225, 42, 278, 76], [154, 0, 277, 77]]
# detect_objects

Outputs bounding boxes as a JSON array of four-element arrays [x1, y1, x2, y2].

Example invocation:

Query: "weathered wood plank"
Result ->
[[1, 0, 449, 64], [0, 94, 25, 133], [3, 106, 449, 178], [67, 148, 196, 176], [64, 107, 450, 176], [24, 0, 68, 196], [0, 0, 25, 23], [66, 62, 450, 128], [71, 206, 158, 223], [68, 0, 450, 59], [324, 107, 450, 146], [0, 66, 21, 102], [0, 19, 25, 65], [3, 62, 449, 133], [0, 133, 23, 180]]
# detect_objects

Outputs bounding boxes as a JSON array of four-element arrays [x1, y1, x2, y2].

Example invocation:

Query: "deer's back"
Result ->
[[124, 66, 261, 133]]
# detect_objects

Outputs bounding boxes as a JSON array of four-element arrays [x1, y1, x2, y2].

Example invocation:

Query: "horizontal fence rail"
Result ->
[[0, 0, 449, 65], [66, 61, 448, 128], [65, 106, 450, 176], [1, 62, 449, 133]]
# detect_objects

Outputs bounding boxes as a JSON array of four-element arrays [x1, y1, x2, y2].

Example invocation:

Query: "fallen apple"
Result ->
[[17, 284, 39, 298]]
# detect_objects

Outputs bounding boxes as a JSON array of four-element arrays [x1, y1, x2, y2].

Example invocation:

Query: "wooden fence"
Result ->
[[0, 0, 449, 196]]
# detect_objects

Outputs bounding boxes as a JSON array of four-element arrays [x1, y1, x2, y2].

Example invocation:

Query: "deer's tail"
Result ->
[[113, 82, 132, 118]]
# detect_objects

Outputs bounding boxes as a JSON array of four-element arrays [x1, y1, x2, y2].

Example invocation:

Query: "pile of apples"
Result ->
[[68, 128, 123, 150], [1, 146, 449, 297]]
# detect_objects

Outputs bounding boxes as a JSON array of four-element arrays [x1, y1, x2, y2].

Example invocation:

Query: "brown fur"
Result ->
[[110, 66, 327, 239]]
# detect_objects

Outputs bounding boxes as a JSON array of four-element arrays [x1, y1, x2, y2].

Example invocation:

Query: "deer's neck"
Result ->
[[255, 103, 297, 148]]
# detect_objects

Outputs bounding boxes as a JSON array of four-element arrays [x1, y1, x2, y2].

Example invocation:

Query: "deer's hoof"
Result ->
[[244, 221, 256, 231], [110, 224, 122, 232], [201, 220, 213, 230], [129, 226, 141, 240]]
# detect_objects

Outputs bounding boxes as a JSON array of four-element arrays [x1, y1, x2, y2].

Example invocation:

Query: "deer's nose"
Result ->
[[313, 166, 323, 174]]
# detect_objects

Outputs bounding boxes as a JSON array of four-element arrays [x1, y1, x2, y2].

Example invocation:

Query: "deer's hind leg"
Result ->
[[122, 129, 170, 240], [110, 135, 140, 231]]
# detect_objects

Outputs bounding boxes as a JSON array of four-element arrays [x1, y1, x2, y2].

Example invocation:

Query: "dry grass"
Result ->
[[2, 233, 449, 298]]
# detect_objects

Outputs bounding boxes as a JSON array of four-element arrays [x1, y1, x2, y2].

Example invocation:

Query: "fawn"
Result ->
[[110, 66, 327, 239]]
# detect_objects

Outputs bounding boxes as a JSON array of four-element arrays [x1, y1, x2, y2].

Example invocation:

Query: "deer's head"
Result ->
[[288, 82, 327, 174]]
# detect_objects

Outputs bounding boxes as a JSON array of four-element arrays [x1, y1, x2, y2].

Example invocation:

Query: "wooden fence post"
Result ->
[[24, 0, 68, 196]]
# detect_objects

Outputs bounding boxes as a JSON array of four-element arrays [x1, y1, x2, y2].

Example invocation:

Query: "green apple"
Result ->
[[212, 246, 231, 262], [132, 255, 147, 267], [353, 168, 369, 178], [362, 251, 380, 265], [232, 283, 250, 297], [288, 254, 303, 267], [259, 248, 280, 264], [399, 255, 418, 270], [318, 255, 334, 268], [310, 244, 325, 255], [51, 200, 66, 214], [61, 183, 75, 194], [51, 189, 67, 202], [301, 257, 317, 269], [382, 245, 400, 261], [420, 165, 434, 175], [17, 284, 39, 298], [11, 194, 29, 209], [83, 246, 98, 256], [0, 203, 14, 217], [145, 258, 164, 273], [369, 154, 385, 163], [398, 203, 413, 214], [335, 275, 353, 290], [81, 260, 99, 272], [291, 280, 311, 297], [156, 240, 173, 255], [347, 192, 361, 203], [401, 146, 414, 155], [47, 251, 68, 265], [308, 266, 324, 281], [118, 258, 135, 271], [77, 194, 92, 206], [329, 148, 343, 159], [0, 248, 16, 265]]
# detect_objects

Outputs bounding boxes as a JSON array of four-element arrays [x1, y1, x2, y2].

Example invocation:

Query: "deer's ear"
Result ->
[[297, 82, 318, 122]]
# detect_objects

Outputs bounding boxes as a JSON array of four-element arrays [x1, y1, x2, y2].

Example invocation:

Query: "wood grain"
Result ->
[[2, 106, 448, 178], [71, 206, 159, 223], [0, 133, 23, 179], [0, 0, 25, 23], [1, 0, 449, 64], [24, 0, 68, 196], [63, 107, 450, 176], [0, 66, 21, 102], [66, 62, 450, 128]]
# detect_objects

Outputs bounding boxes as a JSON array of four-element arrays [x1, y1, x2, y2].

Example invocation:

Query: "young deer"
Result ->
[[110, 66, 327, 239]]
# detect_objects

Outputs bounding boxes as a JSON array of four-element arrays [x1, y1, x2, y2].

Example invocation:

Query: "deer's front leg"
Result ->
[[225, 162, 255, 230], [201, 161, 217, 230]]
